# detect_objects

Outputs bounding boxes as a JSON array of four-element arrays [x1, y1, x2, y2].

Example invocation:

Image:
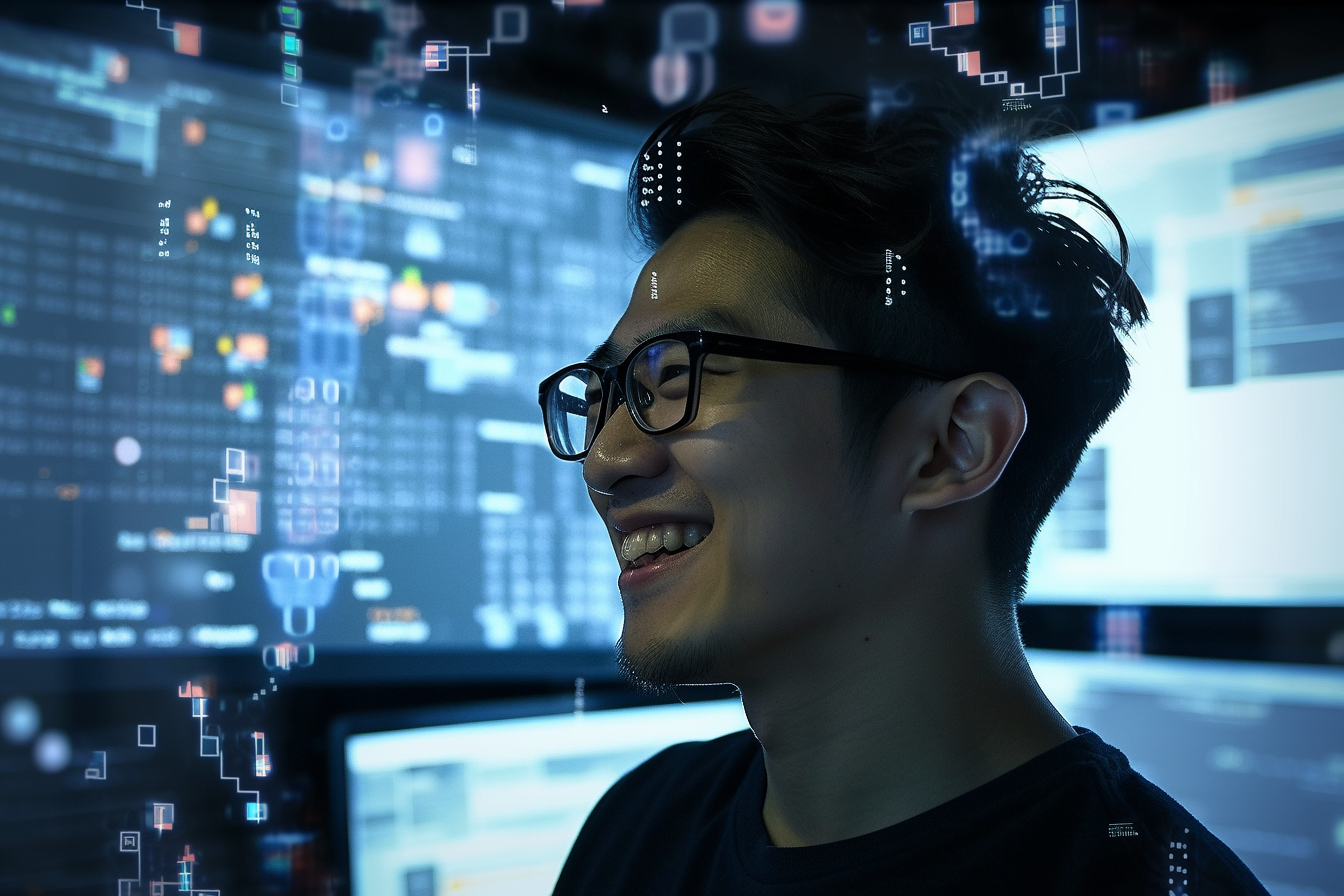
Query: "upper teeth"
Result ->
[[620, 522, 709, 563]]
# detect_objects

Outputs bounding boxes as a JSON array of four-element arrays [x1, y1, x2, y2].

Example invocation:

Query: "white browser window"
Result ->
[[1028, 75, 1344, 606]]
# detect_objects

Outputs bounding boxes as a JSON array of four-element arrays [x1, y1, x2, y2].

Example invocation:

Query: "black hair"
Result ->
[[627, 86, 1149, 605]]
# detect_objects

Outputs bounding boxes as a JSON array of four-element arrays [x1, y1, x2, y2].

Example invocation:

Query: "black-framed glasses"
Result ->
[[537, 329, 963, 461]]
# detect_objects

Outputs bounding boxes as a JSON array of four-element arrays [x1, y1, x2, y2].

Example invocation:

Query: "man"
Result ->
[[543, 89, 1267, 894]]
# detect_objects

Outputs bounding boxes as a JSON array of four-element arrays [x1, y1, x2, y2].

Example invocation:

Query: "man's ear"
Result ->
[[899, 374, 1027, 513]]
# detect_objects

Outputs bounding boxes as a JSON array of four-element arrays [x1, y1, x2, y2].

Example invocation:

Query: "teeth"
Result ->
[[622, 529, 647, 562], [620, 521, 709, 565]]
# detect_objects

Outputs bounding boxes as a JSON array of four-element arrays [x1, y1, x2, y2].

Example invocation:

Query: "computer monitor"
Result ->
[[332, 654, 1344, 896], [0, 19, 641, 669], [4, 13, 1340, 674], [1025, 75, 1344, 607], [333, 695, 750, 896]]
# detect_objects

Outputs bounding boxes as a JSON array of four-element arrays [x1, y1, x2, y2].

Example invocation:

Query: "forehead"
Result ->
[[588, 215, 814, 367]]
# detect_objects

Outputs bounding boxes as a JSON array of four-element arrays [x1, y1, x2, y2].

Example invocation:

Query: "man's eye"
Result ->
[[658, 365, 689, 385]]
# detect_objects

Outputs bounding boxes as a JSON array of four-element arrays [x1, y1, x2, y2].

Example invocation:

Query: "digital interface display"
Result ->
[[0, 21, 639, 659], [0, 4, 1340, 896], [342, 699, 750, 895], [338, 656, 1344, 896], [1, 11, 1341, 669], [1025, 75, 1344, 606]]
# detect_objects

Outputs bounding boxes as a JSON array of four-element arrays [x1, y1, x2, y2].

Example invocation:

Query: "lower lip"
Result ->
[[618, 542, 703, 592]]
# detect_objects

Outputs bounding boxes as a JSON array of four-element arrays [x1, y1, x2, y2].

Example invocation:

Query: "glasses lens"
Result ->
[[548, 369, 603, 457], [627, 339, 692, 431]]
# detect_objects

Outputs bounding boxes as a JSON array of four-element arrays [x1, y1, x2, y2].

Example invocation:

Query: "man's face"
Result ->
[[582, 215, 881, 689]]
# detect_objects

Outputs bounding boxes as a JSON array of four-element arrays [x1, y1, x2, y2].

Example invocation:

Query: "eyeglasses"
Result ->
[[537, 329, 961, 461]]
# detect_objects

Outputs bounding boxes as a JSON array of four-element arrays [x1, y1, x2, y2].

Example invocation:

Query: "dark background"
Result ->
[[8, 0, 1344, 126]]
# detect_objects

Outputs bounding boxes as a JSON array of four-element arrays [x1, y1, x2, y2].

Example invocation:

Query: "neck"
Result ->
[[736, 589, 1076, 848]]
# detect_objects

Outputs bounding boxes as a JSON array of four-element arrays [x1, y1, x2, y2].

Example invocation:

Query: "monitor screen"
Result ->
[[0, 21, 640, 661], [1031, 651, 1344, 895], [335, 656, 1344, 896], [338, 697, 750, 896], [1025, 75, 1344, 607]]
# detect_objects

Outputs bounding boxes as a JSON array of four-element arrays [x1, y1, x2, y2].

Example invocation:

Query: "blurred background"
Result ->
[[0, 1, 1341, 894]]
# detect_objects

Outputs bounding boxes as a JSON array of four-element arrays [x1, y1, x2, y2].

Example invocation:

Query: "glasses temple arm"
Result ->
[[706, 336, 959, 383]]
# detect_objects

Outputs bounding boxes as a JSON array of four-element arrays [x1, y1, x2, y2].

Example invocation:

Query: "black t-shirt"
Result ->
[[554, 727, 1269, 895]]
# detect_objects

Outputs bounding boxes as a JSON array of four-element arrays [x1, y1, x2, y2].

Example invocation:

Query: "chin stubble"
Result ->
[[614, 632, 727, 694]]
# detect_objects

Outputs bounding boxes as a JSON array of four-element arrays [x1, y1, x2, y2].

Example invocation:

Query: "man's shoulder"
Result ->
[[1057, 731, 1271, 896], [558, 727, 1271, 896], [603, 726, 758, 808], [552, 727, 757, 896]]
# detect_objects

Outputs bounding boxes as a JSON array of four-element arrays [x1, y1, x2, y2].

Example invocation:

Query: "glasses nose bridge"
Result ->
[[591, 365, 628, 447]]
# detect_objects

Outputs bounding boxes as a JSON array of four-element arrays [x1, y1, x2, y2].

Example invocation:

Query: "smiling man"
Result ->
[[544, 90, 1268, 895]]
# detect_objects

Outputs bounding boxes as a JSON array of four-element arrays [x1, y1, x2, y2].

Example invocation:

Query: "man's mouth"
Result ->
[[620, 522, 711, 569]]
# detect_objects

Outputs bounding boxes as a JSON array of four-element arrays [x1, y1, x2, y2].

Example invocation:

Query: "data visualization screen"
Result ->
[[0, 22, 640, 659], [1026, 75, 1344, 606]]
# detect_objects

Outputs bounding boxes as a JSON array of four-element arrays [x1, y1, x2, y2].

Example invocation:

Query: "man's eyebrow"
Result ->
[[585, 308, 753, 368]]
